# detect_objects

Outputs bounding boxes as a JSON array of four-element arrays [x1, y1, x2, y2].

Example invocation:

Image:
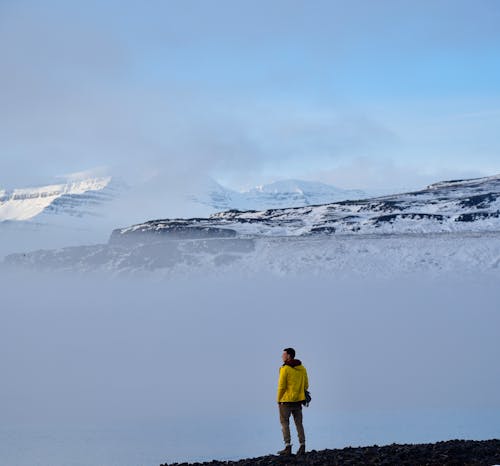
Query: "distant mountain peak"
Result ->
[[191, 178, 367, 211]]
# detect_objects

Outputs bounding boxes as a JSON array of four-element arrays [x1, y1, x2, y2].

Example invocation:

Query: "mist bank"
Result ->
[[0, 270, 499, 465]]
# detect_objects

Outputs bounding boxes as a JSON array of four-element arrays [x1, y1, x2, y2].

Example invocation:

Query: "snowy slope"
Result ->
[[0, 177, 118, 222], [113, 174, 500, 241]]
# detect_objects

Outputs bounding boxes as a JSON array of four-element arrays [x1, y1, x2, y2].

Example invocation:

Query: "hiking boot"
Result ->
[[296, 444, 306, 455], [277, 445, 292, 456]]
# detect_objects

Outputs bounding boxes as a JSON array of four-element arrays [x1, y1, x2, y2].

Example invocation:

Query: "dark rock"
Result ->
[[162, 439, 500, 466], [359, 200, 404, 213], [459, 192, 499, 209], [309, 226, 336, 234], [109, 224, 238, 245], [455, 211, 500, 222], [373, 213, 446, 224]]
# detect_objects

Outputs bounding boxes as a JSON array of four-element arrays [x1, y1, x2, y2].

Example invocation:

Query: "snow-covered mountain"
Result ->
[[113, 174, 500, 241], [190, 178, 367, 211], [0, 176, 120, 222], [5, 174, 500, 276]]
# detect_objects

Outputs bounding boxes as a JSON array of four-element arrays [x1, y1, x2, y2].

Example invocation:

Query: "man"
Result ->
[[277, 347, 309, 456]]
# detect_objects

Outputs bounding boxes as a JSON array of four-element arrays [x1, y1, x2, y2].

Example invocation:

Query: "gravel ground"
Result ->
[[160, 439, 500, 466]]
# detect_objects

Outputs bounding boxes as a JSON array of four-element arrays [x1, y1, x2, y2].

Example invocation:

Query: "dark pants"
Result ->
[[279, 402, 305, 445]]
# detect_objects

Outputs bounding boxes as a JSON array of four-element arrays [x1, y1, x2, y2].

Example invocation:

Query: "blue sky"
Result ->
[[1, 0, 499, 191]]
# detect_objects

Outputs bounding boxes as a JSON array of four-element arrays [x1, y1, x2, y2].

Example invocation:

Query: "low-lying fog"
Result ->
[[1, 270, 499, 466]]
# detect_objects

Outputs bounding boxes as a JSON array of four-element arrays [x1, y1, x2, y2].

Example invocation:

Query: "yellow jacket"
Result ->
[[277, 361, 309, 403]]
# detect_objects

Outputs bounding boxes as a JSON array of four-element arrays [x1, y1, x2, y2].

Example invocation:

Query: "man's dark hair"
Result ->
[[284, 347, 296, 359]]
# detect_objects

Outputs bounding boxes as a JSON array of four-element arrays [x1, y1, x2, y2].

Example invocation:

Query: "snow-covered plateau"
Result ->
[[115, 174, 500, 239], [4, 174, 500, 276]]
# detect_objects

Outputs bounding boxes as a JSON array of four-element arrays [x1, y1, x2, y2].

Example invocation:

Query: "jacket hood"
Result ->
[[284, 359, 302, 367]]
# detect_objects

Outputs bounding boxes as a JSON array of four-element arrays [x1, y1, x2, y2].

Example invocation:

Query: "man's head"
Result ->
[[282, 347, 296, 362]]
